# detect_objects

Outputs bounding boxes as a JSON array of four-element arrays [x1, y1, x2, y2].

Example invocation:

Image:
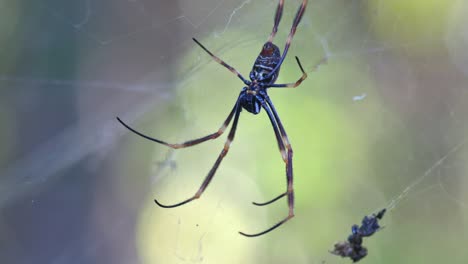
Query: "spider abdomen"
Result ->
[[250, 42, 281, 83]]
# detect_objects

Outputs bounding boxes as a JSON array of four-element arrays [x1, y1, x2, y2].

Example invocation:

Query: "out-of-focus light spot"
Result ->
[[366, 0, 455, 55], [446, 0, 468, 77], [0, 105, 16, 169], [136, 168, 264, 264], [0, 0, 20, 68], [353, 93, 367, 102]]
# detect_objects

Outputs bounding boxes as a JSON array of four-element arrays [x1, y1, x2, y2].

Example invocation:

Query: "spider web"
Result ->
[[1, 0, 467, 263]]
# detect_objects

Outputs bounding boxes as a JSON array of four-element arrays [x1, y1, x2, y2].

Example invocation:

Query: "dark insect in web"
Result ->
[[330, 209, 387, 262], [117, 0, 326, 237]]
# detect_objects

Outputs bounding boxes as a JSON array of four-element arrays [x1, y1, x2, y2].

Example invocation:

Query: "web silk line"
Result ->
[[385, 138, 467, 212]]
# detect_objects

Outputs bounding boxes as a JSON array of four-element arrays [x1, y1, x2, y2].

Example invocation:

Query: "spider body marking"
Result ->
[[250, 42, 282, 84], [116, 0, 327, 237], [239, 43, 281, 115]]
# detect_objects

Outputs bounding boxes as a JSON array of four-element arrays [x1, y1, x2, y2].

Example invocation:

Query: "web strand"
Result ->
[[384, 138, 467, 212]]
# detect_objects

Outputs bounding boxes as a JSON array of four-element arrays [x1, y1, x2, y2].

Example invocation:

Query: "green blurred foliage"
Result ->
[[366, 0, 454, 55], [0, 104, 16, 170], [0, 0, 19, 169], [116, 1, 468, 263], [0, 0, 20, 73], [1, 0, 466, 263], [131, 28, 388, 263]]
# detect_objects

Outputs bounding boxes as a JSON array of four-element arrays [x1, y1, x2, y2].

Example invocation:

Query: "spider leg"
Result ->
[[267, 0, 284, 43], [269, 56, 307, 88], [239, 99, 295, 237], [154, 101, 242, 208], [262, 0, 308, 81], [251, 97, 288, 206], [192, 38, 250, 85], [252, 192, 287, 206], [116, 99, 239, 149]]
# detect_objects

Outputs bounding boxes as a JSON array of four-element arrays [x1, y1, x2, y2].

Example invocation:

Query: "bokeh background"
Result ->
[[1, 0, 468, 263]]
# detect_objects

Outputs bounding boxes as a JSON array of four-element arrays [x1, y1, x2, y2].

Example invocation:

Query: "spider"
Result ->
[[117, 0, 326, 237]]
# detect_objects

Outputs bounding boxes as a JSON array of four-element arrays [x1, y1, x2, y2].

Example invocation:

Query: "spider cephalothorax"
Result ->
[[239, 88, 262, 114], [117, 0, 326, 237]]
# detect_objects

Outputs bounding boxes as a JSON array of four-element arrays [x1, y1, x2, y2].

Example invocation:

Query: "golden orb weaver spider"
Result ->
[[117, 0, 326, 237]]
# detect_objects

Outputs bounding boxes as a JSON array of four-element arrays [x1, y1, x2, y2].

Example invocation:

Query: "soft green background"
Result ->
[[1, 0, 467, 263]]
